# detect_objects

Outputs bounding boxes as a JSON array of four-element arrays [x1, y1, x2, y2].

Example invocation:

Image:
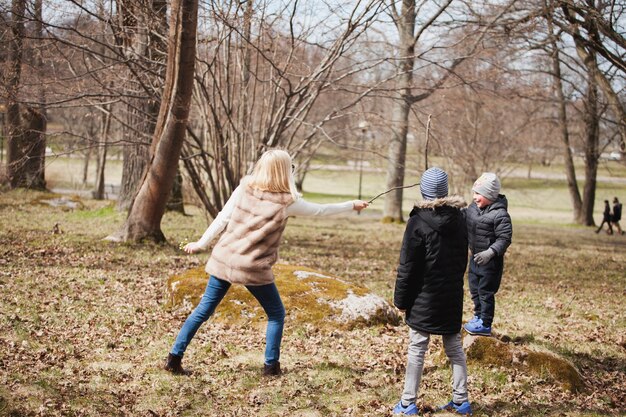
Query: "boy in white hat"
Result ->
[[463, 173, 512, 336]]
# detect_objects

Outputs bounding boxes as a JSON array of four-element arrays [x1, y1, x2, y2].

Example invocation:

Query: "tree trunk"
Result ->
[[117, 0, 168, 211], [107, 0, 198, 242], [19, 107, 46, 189], [6, 0, 25, 188], [28, 0, 47, 190], [547, 16, 583, 222], [165, 166, 185, 214], [6, 0, 47, 190], [93, 105, 112, 200], [83, 146, 91, 185], [383, 0, 416, 223], [580, 57, 600, 226], [117, 110, 151, 209]]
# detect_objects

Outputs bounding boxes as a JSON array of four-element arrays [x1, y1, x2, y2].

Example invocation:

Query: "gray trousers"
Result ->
[[401, 329, 468, 405]]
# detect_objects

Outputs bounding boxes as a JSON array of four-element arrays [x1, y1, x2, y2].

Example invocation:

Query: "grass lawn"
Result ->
[[1, 169, 625, 416]]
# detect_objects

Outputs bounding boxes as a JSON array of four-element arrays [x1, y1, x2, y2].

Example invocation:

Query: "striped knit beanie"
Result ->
[[420, 167, 448, 200]]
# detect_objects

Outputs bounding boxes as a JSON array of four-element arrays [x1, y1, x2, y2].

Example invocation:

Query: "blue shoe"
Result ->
[[439, 400, 472, 415], [463, 320, 491, 336], [463, 318, 482, 332], [393, 401, 419, 415]]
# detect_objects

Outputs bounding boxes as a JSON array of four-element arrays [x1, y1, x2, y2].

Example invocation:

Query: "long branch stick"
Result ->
[[368, 183, 420, 204]]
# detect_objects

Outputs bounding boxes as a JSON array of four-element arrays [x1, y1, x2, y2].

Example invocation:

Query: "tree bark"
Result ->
[[93, 105, 112, 200], [547, 14, 583, 222], [581, 54, 600, 227], [107, 0, 198, 242], [117, 109, 152, 209], [19, 107, 46, 189], [383, 0, 416, 223], [581, 70, 600, 226], [5, 0, 47, 190], [6, 0, 25, 188], [117, 0, 168, 211], [165, 167, 185, 214]]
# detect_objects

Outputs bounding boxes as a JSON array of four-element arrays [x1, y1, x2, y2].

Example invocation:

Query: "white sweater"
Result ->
[[196, 185, 356, 249]]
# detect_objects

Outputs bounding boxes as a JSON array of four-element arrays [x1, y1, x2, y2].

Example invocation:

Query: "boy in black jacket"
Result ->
[[392, 167, 472, 416]]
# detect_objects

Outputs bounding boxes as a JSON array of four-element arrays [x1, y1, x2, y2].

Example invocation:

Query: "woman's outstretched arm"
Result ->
[[287, 198, 368, 217], [183, 185, 243, 253]]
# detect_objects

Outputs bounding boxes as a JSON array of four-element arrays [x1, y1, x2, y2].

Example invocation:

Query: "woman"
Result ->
[[165, 149, 369, 376]]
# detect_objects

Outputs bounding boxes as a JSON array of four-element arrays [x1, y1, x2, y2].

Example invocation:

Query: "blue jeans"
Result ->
[[171, 275, 286, 365]]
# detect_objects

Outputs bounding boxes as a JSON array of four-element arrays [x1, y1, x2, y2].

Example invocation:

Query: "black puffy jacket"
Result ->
[[394, 196, 468, 335], [466, 195, 512, 256]]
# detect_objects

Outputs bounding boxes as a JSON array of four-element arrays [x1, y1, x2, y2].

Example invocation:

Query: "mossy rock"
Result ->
[[463, 335, 584, 393], [465, 335, 513, 366], [166, 264, 401, 330], [526, 350, 584, 393]]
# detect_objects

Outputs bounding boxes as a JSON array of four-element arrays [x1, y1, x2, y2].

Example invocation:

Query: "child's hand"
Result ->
[[353, 200, 369, 212], [474, 248, 495, 265], [182, 241, 201, 254]]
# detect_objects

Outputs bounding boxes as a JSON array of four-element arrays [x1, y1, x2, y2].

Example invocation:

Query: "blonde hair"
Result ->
[[248, 149, 300, 200]]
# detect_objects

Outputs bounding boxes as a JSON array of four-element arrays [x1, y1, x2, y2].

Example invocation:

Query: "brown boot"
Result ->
[[263, 361, 281, 377], [164, 353, 191, 375]]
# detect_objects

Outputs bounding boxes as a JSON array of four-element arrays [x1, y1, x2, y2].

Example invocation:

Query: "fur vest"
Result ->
[[205, 184, 293, 285]]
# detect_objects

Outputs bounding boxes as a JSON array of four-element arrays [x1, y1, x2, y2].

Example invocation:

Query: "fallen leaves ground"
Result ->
[[1, 190, 625, 416]]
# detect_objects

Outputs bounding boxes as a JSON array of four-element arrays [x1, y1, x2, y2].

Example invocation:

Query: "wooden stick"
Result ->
[[367, 183, 420, 204]]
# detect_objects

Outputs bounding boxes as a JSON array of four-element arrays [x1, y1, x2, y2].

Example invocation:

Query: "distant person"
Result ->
[[611, 197, 623, 235], [164, 149, 369, 376], [392, 167, 472, 416], [596, 200, 613, 235], [463, 173, 512, 337]]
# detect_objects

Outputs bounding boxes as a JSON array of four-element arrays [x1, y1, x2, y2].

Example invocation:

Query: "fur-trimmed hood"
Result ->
[[395, 194, 468, 335], [413, 195, 467, 210]]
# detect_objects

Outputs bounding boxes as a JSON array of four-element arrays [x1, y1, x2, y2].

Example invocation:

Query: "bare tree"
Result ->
[[107, 0, 198, 242], [114, 0, 168, 210], [381, 0, 454, 222], [4, 0, 46, 189], [558, 0, 626, 159], [182, 0, 384, 217], [545, 6, 583, 221]]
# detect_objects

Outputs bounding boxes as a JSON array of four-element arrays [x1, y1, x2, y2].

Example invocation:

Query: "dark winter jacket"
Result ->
[[602, 203, 612, 222], [612, 203, 622, 222], [394, 196, 468, 335], [466, 195, 512, 256]]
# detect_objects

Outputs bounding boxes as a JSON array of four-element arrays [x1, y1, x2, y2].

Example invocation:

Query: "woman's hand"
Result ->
[[183, 241, 202, 254], [352, 200, 369, 212]]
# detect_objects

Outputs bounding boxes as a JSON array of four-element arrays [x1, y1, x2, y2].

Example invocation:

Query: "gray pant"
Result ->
[[401, 329, 468, 405]]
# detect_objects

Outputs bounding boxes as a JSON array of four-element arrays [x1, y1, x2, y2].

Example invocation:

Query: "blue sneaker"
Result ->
[[463, 319, 491, 336], [466, 316, 480, 325], [439, 400, 472, 415], [393, 401, 420, 415]]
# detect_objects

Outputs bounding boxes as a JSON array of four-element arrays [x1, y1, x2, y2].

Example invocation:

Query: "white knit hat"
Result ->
[[472, 173, 500, 201]]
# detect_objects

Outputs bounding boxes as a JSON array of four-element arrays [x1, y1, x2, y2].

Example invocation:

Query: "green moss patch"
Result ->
[[526, 350, 585, 393], [166, 264, 400, 330], [465, 335, 585, 393], [465, 336, 513, 367]]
